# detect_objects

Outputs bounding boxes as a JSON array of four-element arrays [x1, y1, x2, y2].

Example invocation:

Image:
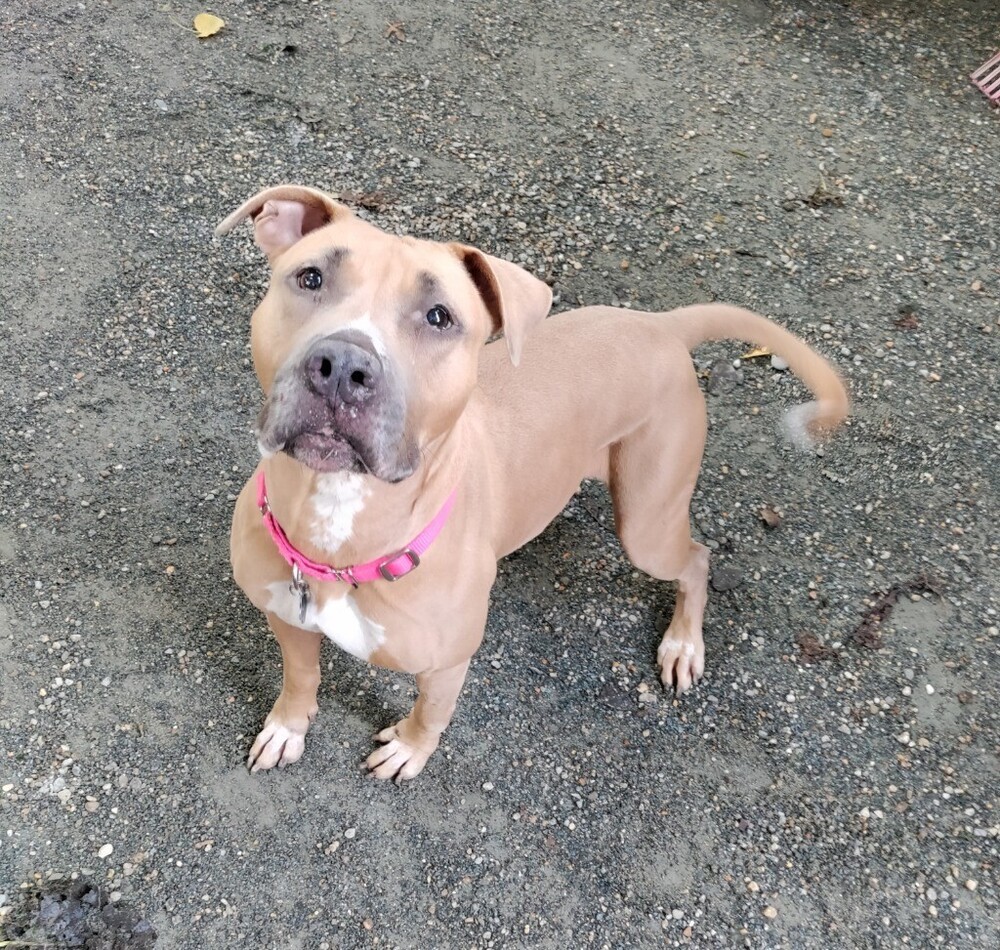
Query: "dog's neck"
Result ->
[[258, 426, 467, 568]]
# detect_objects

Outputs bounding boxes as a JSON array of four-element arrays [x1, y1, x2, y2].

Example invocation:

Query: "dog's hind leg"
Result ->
[[609, 365, 711, 695]]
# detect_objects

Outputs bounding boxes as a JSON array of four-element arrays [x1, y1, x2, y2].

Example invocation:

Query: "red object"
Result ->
[[971, 51, 1000, 104]]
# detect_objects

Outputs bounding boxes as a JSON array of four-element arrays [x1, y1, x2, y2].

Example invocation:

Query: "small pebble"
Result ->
[[344, 827, 357, 839], [98, 844, 113, 859], [763, 906, 778, 919], [710, 567, 743, 592]]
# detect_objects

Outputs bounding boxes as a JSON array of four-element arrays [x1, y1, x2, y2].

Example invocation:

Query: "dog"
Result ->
[[216, 185, 848, 782]]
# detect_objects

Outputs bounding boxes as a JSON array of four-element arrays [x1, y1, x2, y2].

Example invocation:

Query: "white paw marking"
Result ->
[[657, 631, 706, 695], [658, 637, 696, 659], [265, 582, 385, 661], [365, 724, 436, 782], [309, 471, 368, 552], [248, 720, 306, 772]]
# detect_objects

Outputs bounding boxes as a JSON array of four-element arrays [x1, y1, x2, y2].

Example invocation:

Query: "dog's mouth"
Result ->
[[283, 425, 367, 474], [256, 368, 419, 482]]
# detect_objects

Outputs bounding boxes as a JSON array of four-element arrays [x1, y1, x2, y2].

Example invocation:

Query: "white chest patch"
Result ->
[[265, 581, 385, 661], [309, 472, 368, 553]]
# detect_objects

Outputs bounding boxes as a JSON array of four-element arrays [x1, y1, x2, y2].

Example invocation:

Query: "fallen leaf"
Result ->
[[194, 13, 225, 38], [850, 573, 941, 650], [782, 176, 843, 212], [760, 505, 782, 528], [338, 189, 392, 210], [795, 631, 837, 663], [806, 181, 844, 208], [741, 346, 771, 359]]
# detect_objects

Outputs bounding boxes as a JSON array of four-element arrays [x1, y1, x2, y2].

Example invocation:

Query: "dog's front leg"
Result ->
[[365, 660, 471, 783], [248, 613, 322, 772]]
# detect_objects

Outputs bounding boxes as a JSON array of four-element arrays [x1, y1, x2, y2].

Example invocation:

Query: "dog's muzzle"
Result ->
[[257, 330, 416, 480]]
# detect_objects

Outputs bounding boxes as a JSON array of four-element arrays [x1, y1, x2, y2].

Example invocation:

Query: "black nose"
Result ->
[[304, 332, 383, 406]]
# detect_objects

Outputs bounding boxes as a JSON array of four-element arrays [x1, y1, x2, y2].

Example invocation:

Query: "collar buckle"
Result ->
[[378, 548, 421, 582]]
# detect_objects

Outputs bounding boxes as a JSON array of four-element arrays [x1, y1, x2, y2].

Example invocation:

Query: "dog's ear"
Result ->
[[449, 245, 552, 366], [215, 185, 352, 264]]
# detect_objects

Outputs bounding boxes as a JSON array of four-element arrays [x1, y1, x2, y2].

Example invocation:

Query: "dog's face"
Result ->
[[217, 186, 551, 482], [251, 213, 493, 482]]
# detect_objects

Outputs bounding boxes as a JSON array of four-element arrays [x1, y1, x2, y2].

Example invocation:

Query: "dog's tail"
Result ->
[[667, 304, 849, 447]]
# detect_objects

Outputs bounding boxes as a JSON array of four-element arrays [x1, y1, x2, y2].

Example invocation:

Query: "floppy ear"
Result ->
[[214, 185, 352, 264], [449, 244, 552, 366]]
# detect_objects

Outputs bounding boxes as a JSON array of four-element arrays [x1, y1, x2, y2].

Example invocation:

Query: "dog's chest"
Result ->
[[309, 472, 368, 551], [265, 581, 385, 660]]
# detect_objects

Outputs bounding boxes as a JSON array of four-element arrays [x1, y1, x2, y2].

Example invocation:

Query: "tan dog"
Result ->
[[216, 185, 848, 782]]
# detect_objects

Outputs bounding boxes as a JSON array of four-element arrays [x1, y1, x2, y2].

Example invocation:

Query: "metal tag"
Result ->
[[290, 564, 310, 624]]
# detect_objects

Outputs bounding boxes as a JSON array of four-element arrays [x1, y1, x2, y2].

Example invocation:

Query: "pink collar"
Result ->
[[257, 472, 457, 585]]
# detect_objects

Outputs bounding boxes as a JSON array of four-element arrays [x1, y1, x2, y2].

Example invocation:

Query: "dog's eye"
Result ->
[[297, 267, 323, 291], [425, 305, 453, 330]]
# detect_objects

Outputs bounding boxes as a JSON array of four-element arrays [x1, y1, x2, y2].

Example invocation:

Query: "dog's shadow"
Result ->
[[496, 479, 675, 622]]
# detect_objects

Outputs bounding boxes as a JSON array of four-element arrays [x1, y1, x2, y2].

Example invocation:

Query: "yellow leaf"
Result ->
[[193, 13, 225, 38], [740, 345, 771, 359]]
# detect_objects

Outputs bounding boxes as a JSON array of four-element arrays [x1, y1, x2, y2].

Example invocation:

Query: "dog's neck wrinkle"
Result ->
[[260, 429, 467, 568]]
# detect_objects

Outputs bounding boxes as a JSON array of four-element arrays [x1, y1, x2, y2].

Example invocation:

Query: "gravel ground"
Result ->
[[1, 1, 998, 947]]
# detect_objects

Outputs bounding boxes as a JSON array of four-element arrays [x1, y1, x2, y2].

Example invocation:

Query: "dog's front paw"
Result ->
[[248, 704, 316, 773], [657, 628, 705, 696], [364, 719, 438, 783]]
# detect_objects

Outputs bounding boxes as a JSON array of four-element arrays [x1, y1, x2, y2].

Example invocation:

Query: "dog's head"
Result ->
[[217, 185, 551, 482]]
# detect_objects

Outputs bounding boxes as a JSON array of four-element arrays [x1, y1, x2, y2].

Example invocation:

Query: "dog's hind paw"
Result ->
[[657, 630, 705, 696]]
